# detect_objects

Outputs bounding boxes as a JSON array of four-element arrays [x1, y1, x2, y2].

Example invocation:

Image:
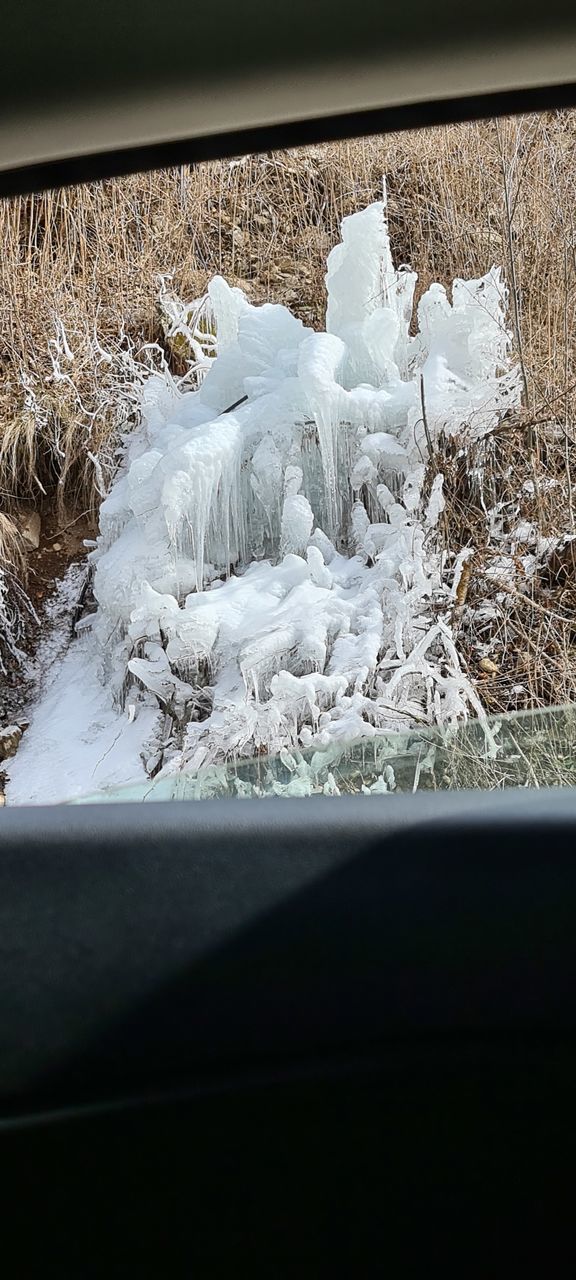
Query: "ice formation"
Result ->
[[90, 198, 520, 783]]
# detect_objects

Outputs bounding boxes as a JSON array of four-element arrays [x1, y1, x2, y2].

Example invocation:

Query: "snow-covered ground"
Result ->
[[6, 197, 519, 804], [6, 640, 158, 804], [6, 565, 160, 804]]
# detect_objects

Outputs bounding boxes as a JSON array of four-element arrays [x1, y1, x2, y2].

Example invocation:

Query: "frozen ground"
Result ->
[[6, 196, 519, 804], [5, 565, 160, 804]]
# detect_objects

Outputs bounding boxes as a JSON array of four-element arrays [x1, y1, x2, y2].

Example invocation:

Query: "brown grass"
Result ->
[[1, 117, 575, 492], [0, 513, 26, 579], [2, 111, 576, 709], [428, 420, 576, 715]]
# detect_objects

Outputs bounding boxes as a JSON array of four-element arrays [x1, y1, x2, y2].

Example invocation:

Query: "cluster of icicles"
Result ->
[[89, 196, 519, 780]]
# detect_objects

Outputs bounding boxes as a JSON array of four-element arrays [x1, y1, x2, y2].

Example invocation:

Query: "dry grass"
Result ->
[[2, 111, 576, 709], [429, 421, 576, 715], [0, 513, 25, 578]]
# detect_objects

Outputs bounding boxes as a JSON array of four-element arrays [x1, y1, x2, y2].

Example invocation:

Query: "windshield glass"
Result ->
[[2, 116, 575, 805], [71, 706, 576, 802]]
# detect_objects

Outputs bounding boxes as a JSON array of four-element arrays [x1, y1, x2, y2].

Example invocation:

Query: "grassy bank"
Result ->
[[2, 112, 576, 710]]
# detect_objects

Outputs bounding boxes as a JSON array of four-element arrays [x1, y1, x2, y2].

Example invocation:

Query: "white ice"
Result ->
[[6, 195, 520, 803]]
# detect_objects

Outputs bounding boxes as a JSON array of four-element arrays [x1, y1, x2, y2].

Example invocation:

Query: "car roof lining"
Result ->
[[1, 78, 576, 199], [2, 2, 576, 194]]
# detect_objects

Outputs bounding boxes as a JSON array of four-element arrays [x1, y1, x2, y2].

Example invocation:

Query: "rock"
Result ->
[[0, 723, 24, 761], [52, 541, 62, 551], [479, 657, 499, 676], [20, 511, 41, 549]]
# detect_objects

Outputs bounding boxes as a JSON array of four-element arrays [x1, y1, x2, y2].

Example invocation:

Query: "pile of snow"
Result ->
[[86, 196, 518, 787]]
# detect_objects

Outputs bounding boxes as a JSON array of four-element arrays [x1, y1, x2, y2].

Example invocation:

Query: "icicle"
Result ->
[[298, 333, 345, 537]]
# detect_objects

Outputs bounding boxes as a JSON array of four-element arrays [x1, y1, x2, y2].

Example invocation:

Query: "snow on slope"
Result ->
[[6, 565, 161, 804], [7, 197, 520, 803]]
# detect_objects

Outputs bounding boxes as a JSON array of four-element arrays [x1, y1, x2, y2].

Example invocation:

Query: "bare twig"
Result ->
[[419, 374, 434, 458]]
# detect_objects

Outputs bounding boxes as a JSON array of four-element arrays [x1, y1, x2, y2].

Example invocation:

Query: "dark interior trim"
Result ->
[[2, 79, 576, 198], [3, 788, 576, 1111]]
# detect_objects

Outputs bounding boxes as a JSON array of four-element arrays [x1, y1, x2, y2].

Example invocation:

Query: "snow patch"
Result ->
[[6, 640, 159, 804]]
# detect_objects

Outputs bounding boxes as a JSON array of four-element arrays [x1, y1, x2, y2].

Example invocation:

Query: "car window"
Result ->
[[2, 115, 575, 804]]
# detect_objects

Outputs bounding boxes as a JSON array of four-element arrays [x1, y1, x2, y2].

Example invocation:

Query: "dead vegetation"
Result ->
[[433, 420, 576, 714], [2, 113, 576, 712]]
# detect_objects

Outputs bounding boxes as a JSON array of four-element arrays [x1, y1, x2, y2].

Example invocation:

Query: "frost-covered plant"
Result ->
[[90, 196, 519, 776], [0, 566, 36, 674]]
